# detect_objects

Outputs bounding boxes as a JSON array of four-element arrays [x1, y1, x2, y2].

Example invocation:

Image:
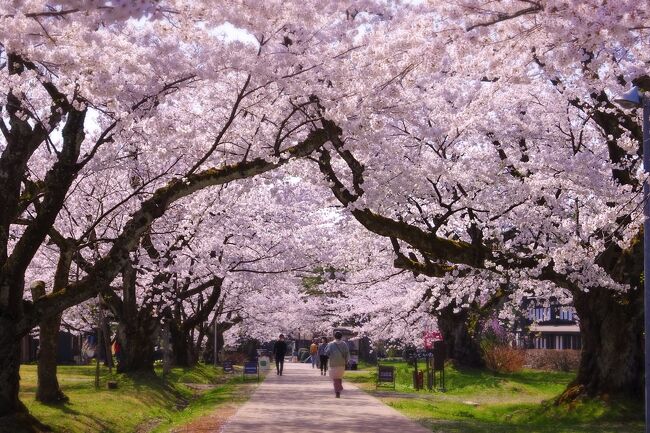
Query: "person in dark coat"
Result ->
[[273, 334, 288, 376]]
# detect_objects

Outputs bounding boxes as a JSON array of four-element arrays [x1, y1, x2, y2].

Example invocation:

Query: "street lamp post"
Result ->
[[614, 85, 650, 433], [213, 318, 218, 367]]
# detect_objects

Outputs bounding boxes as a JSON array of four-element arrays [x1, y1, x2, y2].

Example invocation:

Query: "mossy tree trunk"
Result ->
[[559, 286, 643, 401]]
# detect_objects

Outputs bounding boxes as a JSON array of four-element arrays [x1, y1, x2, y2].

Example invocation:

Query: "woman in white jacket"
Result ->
[[325, 331, 349, 398]]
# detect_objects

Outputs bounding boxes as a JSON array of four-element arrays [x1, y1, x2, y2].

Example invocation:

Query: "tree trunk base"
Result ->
[[35, 389, 69, 405], [555, 383, 587, 404], [0, 412, 52, 433]]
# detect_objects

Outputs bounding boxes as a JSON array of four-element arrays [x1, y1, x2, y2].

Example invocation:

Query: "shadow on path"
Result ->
[[221, 363, 431, 433]]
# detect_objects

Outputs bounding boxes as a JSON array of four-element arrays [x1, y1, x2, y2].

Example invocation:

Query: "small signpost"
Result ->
[[258, 355, 270, 371], [432, 340, 447, 391], [412, 355, 422, 391], [243, 361, 259, 382], [425, 351, 433, 391], [223, 360, 235, 374], [376, 364, 396, 389]]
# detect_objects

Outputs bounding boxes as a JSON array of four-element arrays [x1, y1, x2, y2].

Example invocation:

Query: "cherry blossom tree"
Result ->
[[0, 0, 363, 419], [2, 1, 648, 426], [310, 1, 647, 399]]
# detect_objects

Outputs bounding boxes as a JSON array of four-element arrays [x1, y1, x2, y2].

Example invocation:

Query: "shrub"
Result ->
[[524, 349, 580, 371], [482, 344, 526, 373], [479, 317, 525, 373]]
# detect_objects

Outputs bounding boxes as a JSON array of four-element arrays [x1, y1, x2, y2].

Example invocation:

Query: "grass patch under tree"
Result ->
[[346, 360, 644, 433], [16, 363, 256, 433]]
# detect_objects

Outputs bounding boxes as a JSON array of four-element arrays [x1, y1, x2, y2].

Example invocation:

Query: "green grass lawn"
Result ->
[[18, 363, 256, 433], [346, 361, 644, 433]]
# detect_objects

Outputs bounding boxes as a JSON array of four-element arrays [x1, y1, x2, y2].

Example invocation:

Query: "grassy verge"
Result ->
[[346, 361, 644, 433], [18, 363, 257, 433]]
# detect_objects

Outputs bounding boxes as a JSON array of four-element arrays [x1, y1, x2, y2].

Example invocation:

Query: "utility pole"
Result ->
[[614, 86, 650, 433]]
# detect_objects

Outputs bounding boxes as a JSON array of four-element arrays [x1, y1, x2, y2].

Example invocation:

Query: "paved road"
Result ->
[[220, 362, 431, 433]]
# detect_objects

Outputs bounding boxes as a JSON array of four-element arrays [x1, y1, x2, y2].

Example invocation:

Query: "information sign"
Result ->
[[433, 341, 447, 371], [376, 365, 396, 389], [243, 361, 259, 382], [244, 361, 258, 374]]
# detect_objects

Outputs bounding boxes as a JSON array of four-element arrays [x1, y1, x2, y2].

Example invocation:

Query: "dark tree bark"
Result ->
[[105, 261, 158, 374], [202, 318, 240, 364], [116, 314, 159, 374], [35, 242, 75, 403], [35, 314, 67, 403], [0, 319, 24, 418], [557, 287, 644, 401], [436, 306, 484, 368], [0, 78, 84, 417], [169, 321, 196, 367], [167, 277, 224, 367], [99, 316, 113, 368]]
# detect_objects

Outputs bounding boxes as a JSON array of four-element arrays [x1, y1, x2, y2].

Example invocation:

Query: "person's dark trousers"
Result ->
[[320, 355, 328, 375], [275, 356, 284, 375]]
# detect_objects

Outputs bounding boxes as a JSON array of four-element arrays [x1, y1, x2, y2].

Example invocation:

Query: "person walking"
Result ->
[[309, 339, 319, 369], [273, 334, 288, 376], [325, 331, 349, 398], [318, 336, 329, 376]]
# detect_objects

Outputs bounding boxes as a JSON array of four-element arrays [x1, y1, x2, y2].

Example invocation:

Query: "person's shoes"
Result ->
[[335, 392, 340, 398]]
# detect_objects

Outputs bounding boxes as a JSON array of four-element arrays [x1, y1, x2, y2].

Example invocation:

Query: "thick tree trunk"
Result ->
[[0, 327, 49, 433], [0, 319, 24, 418], [0, 321, 55, 433], [116, 315, 158, 373], [560, 287, 643, 401], [35, 245, 74, 403], [35, 314, 66, 403], [108, 260, 158, 374], [0, 272, 28, 421], [436, 305, 484, 368], [170, 322, 195, 367]]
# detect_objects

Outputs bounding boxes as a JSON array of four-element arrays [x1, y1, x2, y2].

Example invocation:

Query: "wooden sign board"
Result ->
[[377, 365, 396, 389], [433, 341, 447, 371], [223, 360, 234, 373]]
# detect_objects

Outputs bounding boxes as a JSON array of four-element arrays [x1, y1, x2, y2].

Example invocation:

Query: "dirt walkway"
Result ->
[[220, 362, 430, 433]]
